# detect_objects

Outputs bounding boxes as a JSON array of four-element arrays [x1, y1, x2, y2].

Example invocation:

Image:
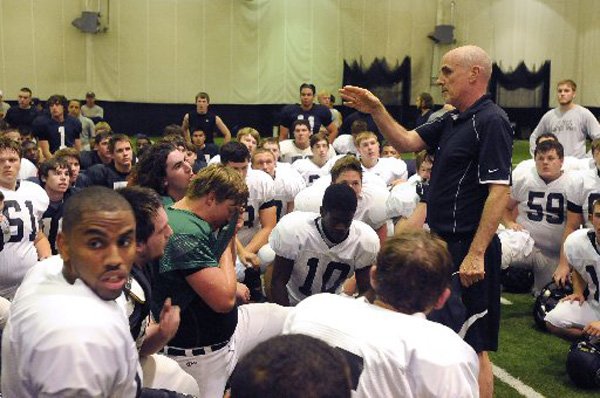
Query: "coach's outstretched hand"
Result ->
[[339, 86, 384, 114]]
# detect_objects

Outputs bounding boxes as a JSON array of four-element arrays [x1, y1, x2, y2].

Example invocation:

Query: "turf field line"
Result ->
[[493, 364, 545, 398]]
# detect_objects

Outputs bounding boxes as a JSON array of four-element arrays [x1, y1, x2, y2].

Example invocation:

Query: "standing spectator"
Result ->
[[33, 95, 82, 160], [317, 90, 343, 128], [529, 79, 600, 159], [0, 90, 10, 119], [182, 92, 231, 144], [415, 92, 434, 127], [68, 99, 95, 150], [81, 91, 104, 123], [340, 45, 513, 398], [4, 87, 38, 133], [279, 83, 338, 141]]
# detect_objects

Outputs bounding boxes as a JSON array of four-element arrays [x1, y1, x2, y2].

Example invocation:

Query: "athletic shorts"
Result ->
[[428, 234, 501, 353]]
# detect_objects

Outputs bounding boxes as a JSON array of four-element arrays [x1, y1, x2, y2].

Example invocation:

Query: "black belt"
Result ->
[[161, 340, 229, 357]]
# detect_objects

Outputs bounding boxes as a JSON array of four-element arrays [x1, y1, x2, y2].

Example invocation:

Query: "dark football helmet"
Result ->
[[566, 338, 600, 389], [533, 280, 573, 330], [501, 266, 534, 293]]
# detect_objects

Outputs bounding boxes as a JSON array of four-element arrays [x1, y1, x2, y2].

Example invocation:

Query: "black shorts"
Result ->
[[428, 234, 501, 353]]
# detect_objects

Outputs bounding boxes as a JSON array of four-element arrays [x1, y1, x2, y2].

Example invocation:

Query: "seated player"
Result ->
[[150, 164, 289, 397], [85, 134, 133, 190], [380, 141, 400, 158], [191, 129, 219, 163], [270, 184, 380, 306], [513, 132, 590, 180], [331, 119, 367, 155], [501, 140, 583, 294], [261, 137, 292, 170], [283, 230, 479, 397], [37, 157, 75, 255], [251, 147, 305, 221], [135, 133, 151, 159], [79, 130, 112, 170], [280, 120, 336, 164], [294, 155, 389, 244], [1, 187, 141, 396], [292, 133, 332, 186], [221, 142, 276, 300], [545, 199, 600, 341], [117, 187, 200, 395], [54, 147, 91, 189], [129, 141, 194, 206], [355, 131, 407, 186], [228, 334, 352, 398]]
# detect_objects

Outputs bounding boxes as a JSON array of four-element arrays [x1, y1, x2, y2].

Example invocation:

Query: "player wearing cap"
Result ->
[[81, 91, 104, 123]]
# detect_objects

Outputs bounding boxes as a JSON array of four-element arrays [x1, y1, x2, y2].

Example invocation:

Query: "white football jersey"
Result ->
[[270, 212, 379, 305], [512, 168, 582, 256], [272, 166, 306, 220], [570, 168, 600, 227], [565, 228, 600, 312], [279, 139, 336, 164], [0, 181, 49, 299], [292, 158, 329, 186], [361, 157, 408, 185], [294, 178, 389, 230], [284, 293, 479, 398], [237, 168, 276, 246]]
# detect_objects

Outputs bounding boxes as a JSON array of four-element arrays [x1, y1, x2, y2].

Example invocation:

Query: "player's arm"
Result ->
[[375, 223, 387, 246], [562, 269, 586, 304], [138, 298, 180, 357], [244, 205, 277, 254], [35, 231, 51, 260], [501, 197, 523, 231], [325, 121, 338, 142], [271, 255, 294, 306], [554, 210, 584, 286], [339, 86, 426, 153], [460, 183, 510, 287], [286, 201, 295, 214], [355, 266, 374, 301], [236, 236, 259, 269], [279, 125, 289, 141], [181, 113, 191, 144], [394, 202, 427, 234], [38, 140, 52, 161], [215, 116, 232, 143], [185, 237, 238, 313]]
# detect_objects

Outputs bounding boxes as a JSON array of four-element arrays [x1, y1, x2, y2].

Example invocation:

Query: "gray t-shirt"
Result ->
[[529, 104, 600, 158]]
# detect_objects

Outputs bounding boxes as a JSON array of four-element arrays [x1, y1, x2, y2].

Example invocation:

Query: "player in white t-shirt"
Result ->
[[280, 120, 336, 164], [292, 133, 332, 186], [545, 199, 600, 341], [270, 184, 380, 306], [355, 131, 407, 186], [283, 230, 479, 398], [251, 147, 305, 221], [502, 140, 583, 294], [1, 187, 141, 397]]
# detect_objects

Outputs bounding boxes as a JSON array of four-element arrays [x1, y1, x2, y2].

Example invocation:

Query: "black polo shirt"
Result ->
[[416, 95, 513, 236], [188, 111, 218, 144], [32, 114, 82, 153]]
